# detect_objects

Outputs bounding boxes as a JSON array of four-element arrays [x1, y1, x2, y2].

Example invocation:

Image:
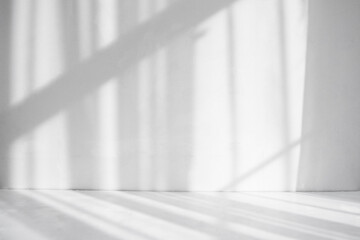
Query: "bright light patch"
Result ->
[[190, 0, 307, 191]]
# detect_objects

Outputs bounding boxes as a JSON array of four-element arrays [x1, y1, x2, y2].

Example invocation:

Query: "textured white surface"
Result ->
[[0, 190, 360, 240], [1, 0, 360, 192], [0, 0, 307, 191], [296, 0, 360, 191]]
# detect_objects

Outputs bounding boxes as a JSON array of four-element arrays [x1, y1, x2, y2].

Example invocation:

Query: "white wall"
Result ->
[[2, 0, 355, 191], [297, 0, 360, 191]]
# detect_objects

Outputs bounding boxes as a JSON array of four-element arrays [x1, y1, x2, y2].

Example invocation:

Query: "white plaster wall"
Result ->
[[296, 0, 360, 191], [1, 0, 346, 191]]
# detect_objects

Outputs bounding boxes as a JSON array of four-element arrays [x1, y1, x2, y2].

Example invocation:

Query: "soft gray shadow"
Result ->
[[164, 24, 196, 190], [60, 0, 99, 188], [0, 0, 12, 187], [130, 192, 334, 240], [174, 192, 360, 238], [296, 0, 360, 191], [0, 0, 237, 188], [116, 0, 141, 189], [0, 191, 125, 240], [299, 192, 360, 204], [243, 192, 360, 216], [81, 191, 260, 239]]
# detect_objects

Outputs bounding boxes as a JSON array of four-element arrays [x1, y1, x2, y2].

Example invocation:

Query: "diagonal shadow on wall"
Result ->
[[0, 0, 236, 146], [0, 0, 238, 186]]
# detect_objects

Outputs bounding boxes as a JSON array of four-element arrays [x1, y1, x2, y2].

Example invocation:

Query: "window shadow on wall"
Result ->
[[0, 0, 237, 189], [0, 0, 308, 191]]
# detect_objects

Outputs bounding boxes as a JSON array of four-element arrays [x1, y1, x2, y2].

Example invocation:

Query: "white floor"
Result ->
[[0, 191, 360, 240]]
